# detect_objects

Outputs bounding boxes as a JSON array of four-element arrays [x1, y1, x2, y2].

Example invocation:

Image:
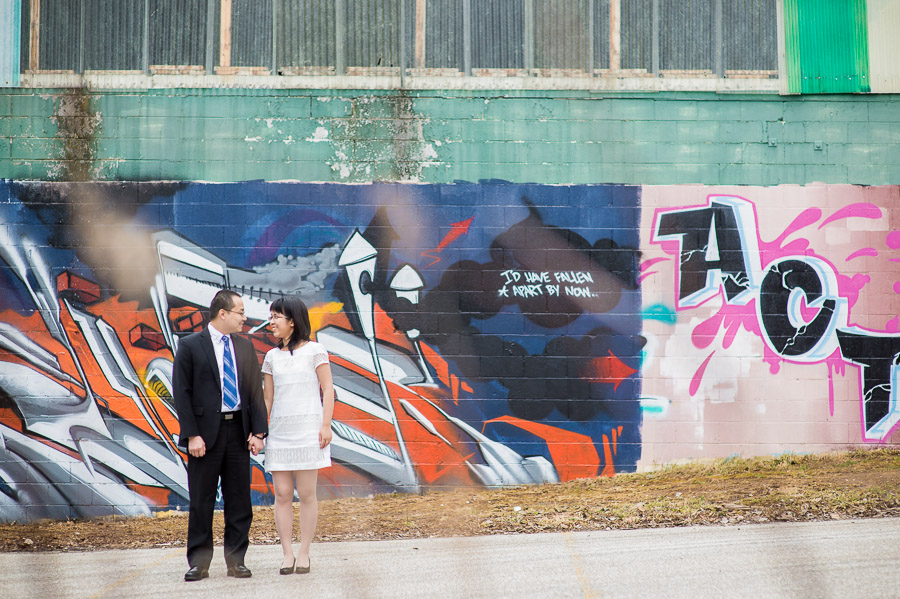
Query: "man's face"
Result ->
[[219, 296, 246, 334]]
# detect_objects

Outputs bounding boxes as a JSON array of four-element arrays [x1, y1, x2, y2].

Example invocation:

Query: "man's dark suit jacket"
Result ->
[[173, 327, 268, 448]]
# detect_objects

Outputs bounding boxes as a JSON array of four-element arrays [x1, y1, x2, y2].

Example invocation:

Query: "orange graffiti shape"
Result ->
[[586, 350, 638, 391], [484, 415, 600, 481], [422, 216, 475, 267]]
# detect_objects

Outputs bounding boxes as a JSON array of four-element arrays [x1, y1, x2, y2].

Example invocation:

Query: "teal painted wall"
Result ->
[[1, 89, 898, 185]]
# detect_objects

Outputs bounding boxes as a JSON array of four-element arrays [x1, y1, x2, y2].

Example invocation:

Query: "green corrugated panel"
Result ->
[[783, 0, 871, 94], [783, 0, 803, 93], [0, 0, 21, 87]]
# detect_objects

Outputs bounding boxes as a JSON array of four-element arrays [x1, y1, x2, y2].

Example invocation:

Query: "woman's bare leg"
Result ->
[[295, 469, 318, 568], [272, 470, 296, 566]]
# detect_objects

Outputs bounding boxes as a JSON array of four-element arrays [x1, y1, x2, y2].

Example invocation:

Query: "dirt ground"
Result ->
[[2, 448, 899, 552]]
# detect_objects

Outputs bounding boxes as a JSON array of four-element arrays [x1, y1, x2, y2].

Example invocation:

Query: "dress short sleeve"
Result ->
[[313, 344, 330, 369], [261, 349, 274, 375]]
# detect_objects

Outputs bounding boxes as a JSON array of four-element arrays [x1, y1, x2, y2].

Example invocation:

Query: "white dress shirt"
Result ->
[[207, 323, 240, 413]]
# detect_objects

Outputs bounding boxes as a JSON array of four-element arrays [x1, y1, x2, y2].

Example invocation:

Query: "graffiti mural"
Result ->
[[0, 181, 643, 521], [639, 185, 900, 466], [3, 180, 898, 522]]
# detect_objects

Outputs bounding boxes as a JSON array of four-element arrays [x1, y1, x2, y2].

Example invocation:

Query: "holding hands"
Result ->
[[248, 434, 265, 456]]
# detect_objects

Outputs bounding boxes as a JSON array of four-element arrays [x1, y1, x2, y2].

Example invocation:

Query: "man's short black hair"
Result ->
[[209, 289, 240, 320]]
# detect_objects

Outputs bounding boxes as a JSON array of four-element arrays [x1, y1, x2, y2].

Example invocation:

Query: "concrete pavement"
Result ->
[[2, 518, 899, 598]]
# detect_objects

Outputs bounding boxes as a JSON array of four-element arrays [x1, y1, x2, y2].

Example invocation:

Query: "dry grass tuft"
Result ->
[[2, 448, 899, 552]]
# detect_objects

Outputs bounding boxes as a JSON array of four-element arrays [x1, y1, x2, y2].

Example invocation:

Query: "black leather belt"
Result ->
[[222, 412, 240, 420]]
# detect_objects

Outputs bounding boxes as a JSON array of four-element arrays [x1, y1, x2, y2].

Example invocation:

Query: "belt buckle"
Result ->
[[223, 412, 234, 420]]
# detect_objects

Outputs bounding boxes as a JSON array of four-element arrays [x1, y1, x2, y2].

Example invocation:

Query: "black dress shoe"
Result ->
[[295, 558, 310, 574], [279, 558, 296, 575], [184, 566, 209, 581], [226, 564, 252, 578]]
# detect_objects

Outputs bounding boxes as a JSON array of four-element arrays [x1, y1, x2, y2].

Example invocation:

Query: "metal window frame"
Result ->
[[15, 0, 783, 92]]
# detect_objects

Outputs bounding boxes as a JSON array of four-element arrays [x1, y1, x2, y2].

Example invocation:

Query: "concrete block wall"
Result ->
[[1, 88, 899, 185], [1, 87, 900, 521]]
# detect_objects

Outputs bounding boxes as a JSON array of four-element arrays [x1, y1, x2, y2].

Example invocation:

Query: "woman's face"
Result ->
[[269, 311, 294, 342]]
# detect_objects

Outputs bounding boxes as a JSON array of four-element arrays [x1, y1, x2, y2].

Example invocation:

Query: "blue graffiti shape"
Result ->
[[383, 200, 644, 422], [642, 303, 677, 325]]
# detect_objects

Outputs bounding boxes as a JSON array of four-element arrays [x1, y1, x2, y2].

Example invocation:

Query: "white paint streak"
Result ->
[[329, 149, 351, 179], [421, 144, 438, 160], [307, 126, 330, 142]]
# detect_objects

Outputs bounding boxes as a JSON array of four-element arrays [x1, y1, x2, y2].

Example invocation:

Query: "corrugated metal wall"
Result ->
[[783, 0, 870, 94], [659, 0, 714, 73], [84, 0, 144, 71], [533, 0, 589, 71], [18, 0, 28, 76], [149, 0, 211, 69], [15, 0, 781, 81], [865, 0, 900, 93], [232, 0, 272, 69], [619, 0, 649, 72], [724, 0, 777, 73], [419, 0, 464, 71], [278, 0, 335, 72], [38, 1, 82, 72], [1, 0, 21, 86], [471, 0, 525, 70], [346, 0, 401, 69]]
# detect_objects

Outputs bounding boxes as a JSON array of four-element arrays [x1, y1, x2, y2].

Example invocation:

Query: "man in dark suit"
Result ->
[[174, 289, 268, 581]]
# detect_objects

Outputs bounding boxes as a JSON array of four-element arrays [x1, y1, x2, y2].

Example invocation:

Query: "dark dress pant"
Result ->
[[186, 413, 253, 568]]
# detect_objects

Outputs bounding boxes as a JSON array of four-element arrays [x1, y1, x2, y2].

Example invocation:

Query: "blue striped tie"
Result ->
[[222, 336, 240, 411]]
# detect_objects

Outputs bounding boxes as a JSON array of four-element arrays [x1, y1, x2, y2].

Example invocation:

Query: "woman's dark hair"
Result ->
[[270, 296, 311, 353]]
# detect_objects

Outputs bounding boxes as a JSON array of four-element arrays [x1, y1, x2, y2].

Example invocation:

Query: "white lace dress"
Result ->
[[261, 342, 332, 471]]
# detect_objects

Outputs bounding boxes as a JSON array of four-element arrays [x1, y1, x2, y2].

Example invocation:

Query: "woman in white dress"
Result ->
[[261, 296, 334, 575]]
